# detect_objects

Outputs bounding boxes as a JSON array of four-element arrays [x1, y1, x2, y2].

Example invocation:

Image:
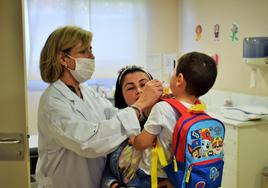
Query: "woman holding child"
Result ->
[[102, 65, 173, 188]]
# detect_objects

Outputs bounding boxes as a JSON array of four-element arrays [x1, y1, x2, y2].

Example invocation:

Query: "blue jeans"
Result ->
[[101, 140, 151, 188], [130, 169, 151, 188]]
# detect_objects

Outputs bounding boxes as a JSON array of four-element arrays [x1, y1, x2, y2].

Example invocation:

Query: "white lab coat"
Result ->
[[36, 80, 140, 188]]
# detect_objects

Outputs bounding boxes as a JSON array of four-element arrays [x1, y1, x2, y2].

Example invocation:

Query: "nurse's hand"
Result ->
[[134, 79, 163, 113]]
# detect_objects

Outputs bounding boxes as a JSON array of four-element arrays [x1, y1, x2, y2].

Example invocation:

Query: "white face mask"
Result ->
[[68, 56, 95, 83]]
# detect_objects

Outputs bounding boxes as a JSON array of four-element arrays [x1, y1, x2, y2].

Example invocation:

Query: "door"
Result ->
[[0, 0, 30, 188]]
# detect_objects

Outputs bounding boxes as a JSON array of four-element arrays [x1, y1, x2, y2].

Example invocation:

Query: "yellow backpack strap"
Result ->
[[151, 142, 168, 188], [151, 146, 158, 188], [156, 143, 168, 167]]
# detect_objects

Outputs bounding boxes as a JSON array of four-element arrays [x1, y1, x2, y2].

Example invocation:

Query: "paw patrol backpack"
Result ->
[[153, 98, 225, 188]]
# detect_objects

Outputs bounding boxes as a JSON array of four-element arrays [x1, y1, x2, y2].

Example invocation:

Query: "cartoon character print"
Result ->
[[188, 139, 202, 159], [195, 181, 206, 188], [189, 126, 224, 158], [191, 130, 201, 140], [188, 130, 202, 158], [212, 136, 223, 155], [200, 128, 213, 141], [210, 167, 220, 181], [200, 128, 214, 157], [213, 126, 222, 136]]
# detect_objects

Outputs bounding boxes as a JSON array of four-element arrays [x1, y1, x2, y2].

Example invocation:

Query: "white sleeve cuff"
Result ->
[[117, 107, 141, 136]]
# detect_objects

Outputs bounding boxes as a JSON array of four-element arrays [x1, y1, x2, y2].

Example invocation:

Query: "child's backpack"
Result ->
[[156, 98, 225, 188]]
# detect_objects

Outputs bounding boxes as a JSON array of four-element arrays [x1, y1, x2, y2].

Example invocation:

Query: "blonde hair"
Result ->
[[40, 25, 92, 83]]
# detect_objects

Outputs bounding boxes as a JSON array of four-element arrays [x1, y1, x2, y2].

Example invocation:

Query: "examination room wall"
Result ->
[[27, 0, 268, 134], [27, 0, 179, 134], [178, 0, 268, 97], [146, 0, 179, 54]]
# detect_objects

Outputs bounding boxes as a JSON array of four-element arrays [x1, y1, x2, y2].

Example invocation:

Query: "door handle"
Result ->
[[0, 138, 21, 144], [0, 133, 24, 161]]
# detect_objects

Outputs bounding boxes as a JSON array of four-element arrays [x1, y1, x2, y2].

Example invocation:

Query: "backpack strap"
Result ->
[[161, 98, 206, 114], [161, 98, 207, 162], [151, 142, 168, 188], [161, 98, 188, 115]]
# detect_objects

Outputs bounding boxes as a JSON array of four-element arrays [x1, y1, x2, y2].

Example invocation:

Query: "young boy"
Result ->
[[129, 51, 218, 187]]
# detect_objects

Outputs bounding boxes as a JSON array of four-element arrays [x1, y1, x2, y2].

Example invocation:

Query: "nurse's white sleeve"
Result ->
[[39, 96, 140, 158]]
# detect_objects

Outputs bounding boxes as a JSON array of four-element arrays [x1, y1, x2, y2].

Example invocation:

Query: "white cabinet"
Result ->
[[222, 124, 238, 188], [221, 122, 268, 188]]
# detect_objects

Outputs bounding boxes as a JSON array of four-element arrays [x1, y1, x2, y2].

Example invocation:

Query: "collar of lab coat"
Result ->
[[53, 79, 77, 101], [52, 79, 89, 120]]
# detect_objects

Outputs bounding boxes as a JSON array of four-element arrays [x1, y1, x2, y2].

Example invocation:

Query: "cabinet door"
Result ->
[[221, 124, 237, 188], [237, 124, 268, 188]]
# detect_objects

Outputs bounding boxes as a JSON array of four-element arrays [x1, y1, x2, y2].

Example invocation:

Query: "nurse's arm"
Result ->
[[41, 97, 140, 158]]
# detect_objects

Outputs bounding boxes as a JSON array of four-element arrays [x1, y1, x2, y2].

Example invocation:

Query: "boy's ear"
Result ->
[[176, 73, 184, 86]]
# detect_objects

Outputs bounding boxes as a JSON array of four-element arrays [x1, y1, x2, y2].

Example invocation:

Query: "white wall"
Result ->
[[179, 0, 268, 97], [146, 0, 179, 54], [28, 0, 268, 133], [28, 0, 180, 135]]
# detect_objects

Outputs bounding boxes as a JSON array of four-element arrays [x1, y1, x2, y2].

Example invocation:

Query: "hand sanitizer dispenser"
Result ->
[[243, 37, 268, 87], [243, 37, 268, 67]]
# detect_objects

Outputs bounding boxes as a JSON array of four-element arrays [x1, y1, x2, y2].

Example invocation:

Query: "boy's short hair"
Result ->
[[176, 52, 217, 97]]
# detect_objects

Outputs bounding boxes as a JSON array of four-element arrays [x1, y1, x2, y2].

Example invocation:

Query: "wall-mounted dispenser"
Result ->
[[243, 37, 268, 87], [243, 37, 268, 67]]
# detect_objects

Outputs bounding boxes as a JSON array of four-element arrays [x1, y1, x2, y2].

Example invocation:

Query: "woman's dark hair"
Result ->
[[114, 65, 153, 109], [176, 52, 217, 97]]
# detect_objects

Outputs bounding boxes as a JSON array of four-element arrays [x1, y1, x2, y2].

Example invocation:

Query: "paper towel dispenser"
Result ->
[[243, 37, 268, 67]]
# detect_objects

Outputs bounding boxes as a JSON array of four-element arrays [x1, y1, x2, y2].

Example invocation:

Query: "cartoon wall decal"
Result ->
[[195, 25, 202, 41], [230, 23, 239, 42], [212, 53, 219, 65], [214, 24, 220, 41]]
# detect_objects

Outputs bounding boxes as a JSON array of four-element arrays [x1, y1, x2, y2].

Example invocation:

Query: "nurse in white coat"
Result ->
[[36, 25, 163, 188]]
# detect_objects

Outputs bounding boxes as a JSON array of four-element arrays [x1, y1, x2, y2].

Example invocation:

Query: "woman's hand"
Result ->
[[134, 79, 163, 112]]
